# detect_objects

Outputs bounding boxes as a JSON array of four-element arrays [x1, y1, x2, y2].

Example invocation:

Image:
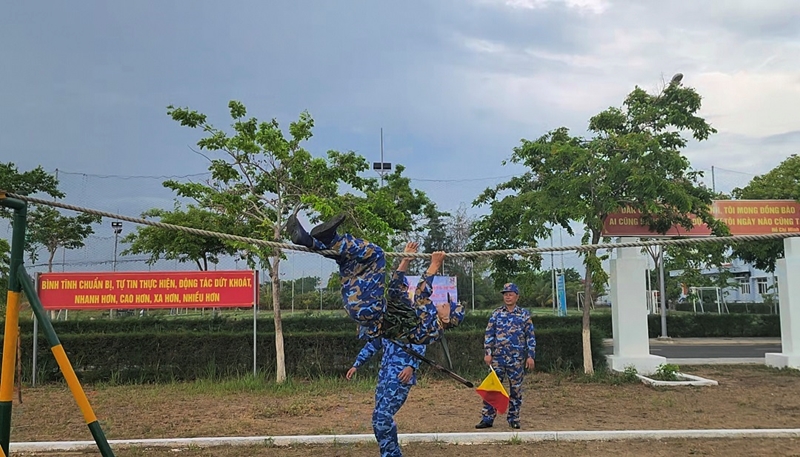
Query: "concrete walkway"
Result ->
[[9, 429, 800, 452]]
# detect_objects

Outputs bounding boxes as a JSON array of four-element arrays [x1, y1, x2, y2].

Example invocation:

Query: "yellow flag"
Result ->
[[475, 367, 509, 414]]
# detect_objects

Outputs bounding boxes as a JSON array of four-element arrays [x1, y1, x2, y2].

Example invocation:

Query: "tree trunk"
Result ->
[[581, 230, 601, 375], [271, 254, 286, 383]]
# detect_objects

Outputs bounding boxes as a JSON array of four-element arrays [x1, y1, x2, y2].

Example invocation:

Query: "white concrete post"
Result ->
[[765, 237, 800, 369], [607, 239, 666, 375]]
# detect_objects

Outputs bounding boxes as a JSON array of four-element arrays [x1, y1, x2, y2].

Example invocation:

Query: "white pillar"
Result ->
[[607, 240, 666, 375], [765, 237, 800, 369]]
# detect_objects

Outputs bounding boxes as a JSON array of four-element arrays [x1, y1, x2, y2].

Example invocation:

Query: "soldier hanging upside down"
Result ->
[[287, 214, 464, 344]]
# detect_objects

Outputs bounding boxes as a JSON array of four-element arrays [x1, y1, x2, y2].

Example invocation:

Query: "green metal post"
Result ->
[[18, 267, 115, 457], [0, 195, 27, 456], [18, 266, 114, 457]]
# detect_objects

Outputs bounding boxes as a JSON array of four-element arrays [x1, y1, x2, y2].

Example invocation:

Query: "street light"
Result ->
[[111, 221, 123, 320], [373, 128, 392, 186], [111, 221, 123, 272]]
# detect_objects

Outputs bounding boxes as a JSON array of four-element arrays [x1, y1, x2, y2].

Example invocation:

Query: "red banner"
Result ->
[[37, 270, 258, 310], [602, 200, 800, 237]]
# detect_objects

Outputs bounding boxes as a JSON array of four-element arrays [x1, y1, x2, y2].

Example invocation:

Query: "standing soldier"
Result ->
[[346, 337, 426, 457], [475, 283, 536, 430]]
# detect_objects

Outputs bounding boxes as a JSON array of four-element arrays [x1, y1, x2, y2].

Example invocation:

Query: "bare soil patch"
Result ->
[[15, 439, 800, 457], [6, 365, 800, 453]]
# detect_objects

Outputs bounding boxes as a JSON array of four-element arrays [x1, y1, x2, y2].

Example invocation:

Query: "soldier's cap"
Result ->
[[446, 293, 465, 328], [501, 282, 519, 295]]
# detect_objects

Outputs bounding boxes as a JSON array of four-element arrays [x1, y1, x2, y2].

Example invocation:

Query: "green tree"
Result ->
[[25, 206, 101, 272], [422, 204, 450, 253], [163, 101, 431, 382], [121, 203, 240, 271], [309, 164, 435, 249], [0, 163, 62, 212], [663, 243, 732, 302], [472, 75, 725, 373], [731, 155, 800, 272], [1, 164, 73, 306]]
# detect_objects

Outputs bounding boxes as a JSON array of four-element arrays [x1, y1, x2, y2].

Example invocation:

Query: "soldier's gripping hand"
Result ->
[[398, 366, 414, 384]]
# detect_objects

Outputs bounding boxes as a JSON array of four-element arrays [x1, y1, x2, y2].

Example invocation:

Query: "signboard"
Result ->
[[556, 273, 567, 316], [404, 275, 458, 304], [37, 270, 258, 310], [602, 200, 800, 237]]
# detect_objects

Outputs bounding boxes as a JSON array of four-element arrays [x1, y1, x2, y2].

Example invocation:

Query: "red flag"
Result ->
[[475, 367, 509, 414]]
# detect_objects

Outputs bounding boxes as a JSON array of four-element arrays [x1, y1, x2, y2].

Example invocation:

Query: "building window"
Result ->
[[738, 278, 751, 295], [756, 277, 769, 295]]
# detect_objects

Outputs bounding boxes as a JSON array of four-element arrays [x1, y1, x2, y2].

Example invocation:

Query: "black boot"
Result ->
[[310, 213, 346, 246], [286, 215, 314, 248]]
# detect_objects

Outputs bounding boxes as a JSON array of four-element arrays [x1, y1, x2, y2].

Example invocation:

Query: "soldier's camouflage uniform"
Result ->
[[315, 233, 463, 344], [481, 305, 536, 425], [351, 338, 425, 457]]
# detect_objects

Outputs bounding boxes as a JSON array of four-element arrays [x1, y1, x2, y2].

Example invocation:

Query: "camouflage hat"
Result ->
[[501, 282, 519, 295]]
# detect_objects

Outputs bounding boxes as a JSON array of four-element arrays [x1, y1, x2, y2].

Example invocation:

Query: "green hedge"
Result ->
[[2, 327, 604, 385], [673, 302, 777, 315], [646, 313, 780, 338], [9, 313, 586, 335], [2, 312, 781, 339]]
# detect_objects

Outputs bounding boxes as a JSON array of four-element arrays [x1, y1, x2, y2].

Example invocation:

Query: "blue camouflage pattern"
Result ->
[[481, 305, 536, 424], [387, 270, 444, 344], [501, 282, 519, 294], [353, 338, 426, 457], [325, 233, 449, 345], [480, 363, 524, 423], [483, 305, 536, 364]]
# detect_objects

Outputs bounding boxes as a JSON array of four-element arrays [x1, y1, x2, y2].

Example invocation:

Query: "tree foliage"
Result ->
[[306, 164, 436, 249], [121, 204, 241, 271], [472, 76, 723, 373], [512, 268, 584, 309], [162, 101, 432, 382], [662, 243, 733, 302], [731, 154, 800, 272], [2, 163, 98, 276], [25, 206, 101, 272], [0, 162, 62, 199]]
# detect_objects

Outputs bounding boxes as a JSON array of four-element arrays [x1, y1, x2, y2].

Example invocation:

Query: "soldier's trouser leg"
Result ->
[[327, 234, 387, 337], [373, 377, 411, 457], [505, 364, 525, 423], [480, 363, 523, 423]]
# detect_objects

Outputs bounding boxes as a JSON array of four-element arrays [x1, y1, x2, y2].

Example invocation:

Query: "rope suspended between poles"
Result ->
[[6, 192, 800, 258]]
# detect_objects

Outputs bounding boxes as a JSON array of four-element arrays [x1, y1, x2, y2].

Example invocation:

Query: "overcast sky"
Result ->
[[2, 0, 800, 277]]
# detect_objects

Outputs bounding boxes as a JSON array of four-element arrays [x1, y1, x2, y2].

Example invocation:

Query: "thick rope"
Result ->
[[6, 192, 800, 259]]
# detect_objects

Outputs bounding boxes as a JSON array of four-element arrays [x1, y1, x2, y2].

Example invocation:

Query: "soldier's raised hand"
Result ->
[[426, 251, 445, 276]]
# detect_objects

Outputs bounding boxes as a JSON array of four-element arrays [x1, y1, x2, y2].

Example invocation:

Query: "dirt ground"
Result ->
[[6, 365, 800, 455], [10, 439, 800, 457]]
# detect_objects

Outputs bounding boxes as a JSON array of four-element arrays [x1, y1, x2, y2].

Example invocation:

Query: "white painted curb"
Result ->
[[637, 372, 719, 387], [9, 429, 800, 451]]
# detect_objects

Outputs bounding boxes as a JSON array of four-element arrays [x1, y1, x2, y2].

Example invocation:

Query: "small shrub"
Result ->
[[653, 363, 680, 381]]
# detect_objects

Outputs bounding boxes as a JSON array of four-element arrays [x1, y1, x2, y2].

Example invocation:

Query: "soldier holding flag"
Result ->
[[475, 283, 536, 430]]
